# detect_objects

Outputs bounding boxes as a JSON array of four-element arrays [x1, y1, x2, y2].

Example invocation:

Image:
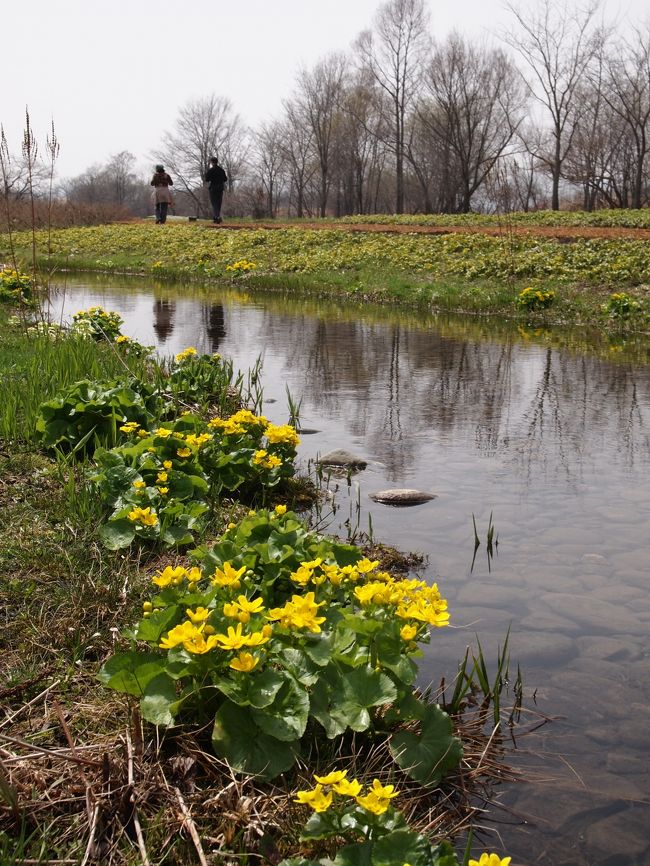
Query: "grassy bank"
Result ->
[[2, 220, 650, 332], [0, 301, 521, 866]]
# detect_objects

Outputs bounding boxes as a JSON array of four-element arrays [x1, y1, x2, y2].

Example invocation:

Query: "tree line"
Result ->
[[4, 0, 650, 221]]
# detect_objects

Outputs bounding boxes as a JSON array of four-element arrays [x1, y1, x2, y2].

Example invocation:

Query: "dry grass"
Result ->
[[0, 667, 538, 865]]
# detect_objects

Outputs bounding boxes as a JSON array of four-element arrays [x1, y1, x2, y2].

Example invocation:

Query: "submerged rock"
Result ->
[[370, 488, 435, 505], [317, 449, 368, 469]]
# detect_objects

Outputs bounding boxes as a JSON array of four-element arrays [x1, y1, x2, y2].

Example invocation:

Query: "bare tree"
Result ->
[[337, 67, 389, 214], [356, 0, 430, 213], [253, 121, 287, 217], [418, 34, 525, 212], [279, 99, 316, 217], [504, 0, 602, 210], [602, 26, 650, 208], [293, 53, 347, 217], [105, 151, 137, 206]]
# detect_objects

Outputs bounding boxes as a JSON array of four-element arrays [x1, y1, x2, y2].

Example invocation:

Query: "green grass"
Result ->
[[0, 309, 152, 444]]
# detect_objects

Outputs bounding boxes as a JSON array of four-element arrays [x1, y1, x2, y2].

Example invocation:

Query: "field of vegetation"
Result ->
[[334, 209, 650, 229], [0, 272, 520, 866], [2, 218, 650, 334]]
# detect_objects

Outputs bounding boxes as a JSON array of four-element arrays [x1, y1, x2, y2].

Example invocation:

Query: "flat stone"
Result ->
[[520, 611, 577, 633], [457, 584, 530, 607], [508, 631, 576, 665], [575, 636, 641, 662], [316, 449, 367, 469], [539, 592, 646, 636], [369, 488, 436, 505], [605, 750, 649, 775], [585, 805, 650, 860]]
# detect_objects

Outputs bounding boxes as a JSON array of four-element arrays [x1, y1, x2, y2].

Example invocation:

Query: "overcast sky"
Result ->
[[2, 0, 648, 179]]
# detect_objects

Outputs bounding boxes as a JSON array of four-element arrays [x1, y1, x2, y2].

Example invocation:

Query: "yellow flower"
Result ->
[[274, 504, 287, 515], [355, 779, 398, 815], [157, 486, 169, 495], [186, 567, 202, 583], [183, 631, 220, 654], [186, 606, 210, 624], [213, 623, 248, 650], [177, 447, 192, 458], [156, 471, 168, 483], [469, 855, 511, 866], [159, 620, 201, 650], [152, 565, 187, 587], [400, 624, 418, 641], [314, 770, 348, 785], [211, 562, 246, 588], [242, 629, 271, 647], [294, 784, 332, 813], [186, 432, 213, 448], [163, 460, 173, 469], [154, 427, 173, 438], [229, 651, 259, 672], [223, 595, 266, 623], [133, 480, 147, 490], [127, 506, 158, 526], [334, 778, 362, 796]]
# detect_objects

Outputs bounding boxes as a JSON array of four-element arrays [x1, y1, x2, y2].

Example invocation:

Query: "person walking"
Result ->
[[204, 157, 228, 223], [150, 165, 174, 224]]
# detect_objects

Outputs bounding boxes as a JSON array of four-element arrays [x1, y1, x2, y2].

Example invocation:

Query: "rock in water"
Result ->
[[370, 489, 435, 505], [317, 449, 368, 469]]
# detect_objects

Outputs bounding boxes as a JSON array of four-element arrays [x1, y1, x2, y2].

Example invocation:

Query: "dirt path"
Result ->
[[206, 219, 650, 242]]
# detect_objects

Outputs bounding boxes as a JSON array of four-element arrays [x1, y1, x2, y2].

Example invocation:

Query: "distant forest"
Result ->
[[2, 0, 650, 224]]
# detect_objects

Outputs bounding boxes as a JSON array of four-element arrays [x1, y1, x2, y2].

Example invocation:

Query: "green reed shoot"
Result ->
[[285, 384, 302, 429]]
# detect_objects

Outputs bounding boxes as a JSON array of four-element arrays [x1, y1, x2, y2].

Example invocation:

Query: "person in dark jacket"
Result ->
[[150, 165, 174, 224], [204, 157, 228, 223]]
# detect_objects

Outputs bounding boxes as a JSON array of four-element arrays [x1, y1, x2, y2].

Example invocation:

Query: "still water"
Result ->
[[49, 274, 650, 866]]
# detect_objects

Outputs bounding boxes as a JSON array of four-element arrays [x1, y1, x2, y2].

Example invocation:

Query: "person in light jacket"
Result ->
[[150, 165, 174, 224], [204, 157, 228, 223]]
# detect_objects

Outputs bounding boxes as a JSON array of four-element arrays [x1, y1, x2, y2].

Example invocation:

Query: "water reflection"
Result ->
[[47, 276, 650, 866], [153, 299, 175, 342]]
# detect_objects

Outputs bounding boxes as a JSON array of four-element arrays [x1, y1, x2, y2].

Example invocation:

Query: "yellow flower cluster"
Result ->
[[175, 346, 198, 362], [152, 564, 202, 588], [268, 591, 326, 633], [120, 421, 141, 434], [127, 506, 157, 526], [225, 259, 257, 272], [295, 770, 398, 815], [264, 423, 300, 447], [288, 558, 450, 629], [253, 449, 282, 469]]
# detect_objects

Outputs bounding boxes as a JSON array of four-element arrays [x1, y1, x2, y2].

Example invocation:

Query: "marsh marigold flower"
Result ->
[[469, 855, 511, 866], [152, 565, 185, 587], [211, 562, 246, 589], [229, 651, 259, 672], [265, 423, 300, 447], [127, 506, 157, 526], [175, 347, 197, 362], [355, 779, 399, 815], [294, 784, 332, 813]]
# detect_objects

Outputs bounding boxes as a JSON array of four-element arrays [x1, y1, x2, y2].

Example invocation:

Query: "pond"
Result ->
[[48, 274, 650, 866]]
